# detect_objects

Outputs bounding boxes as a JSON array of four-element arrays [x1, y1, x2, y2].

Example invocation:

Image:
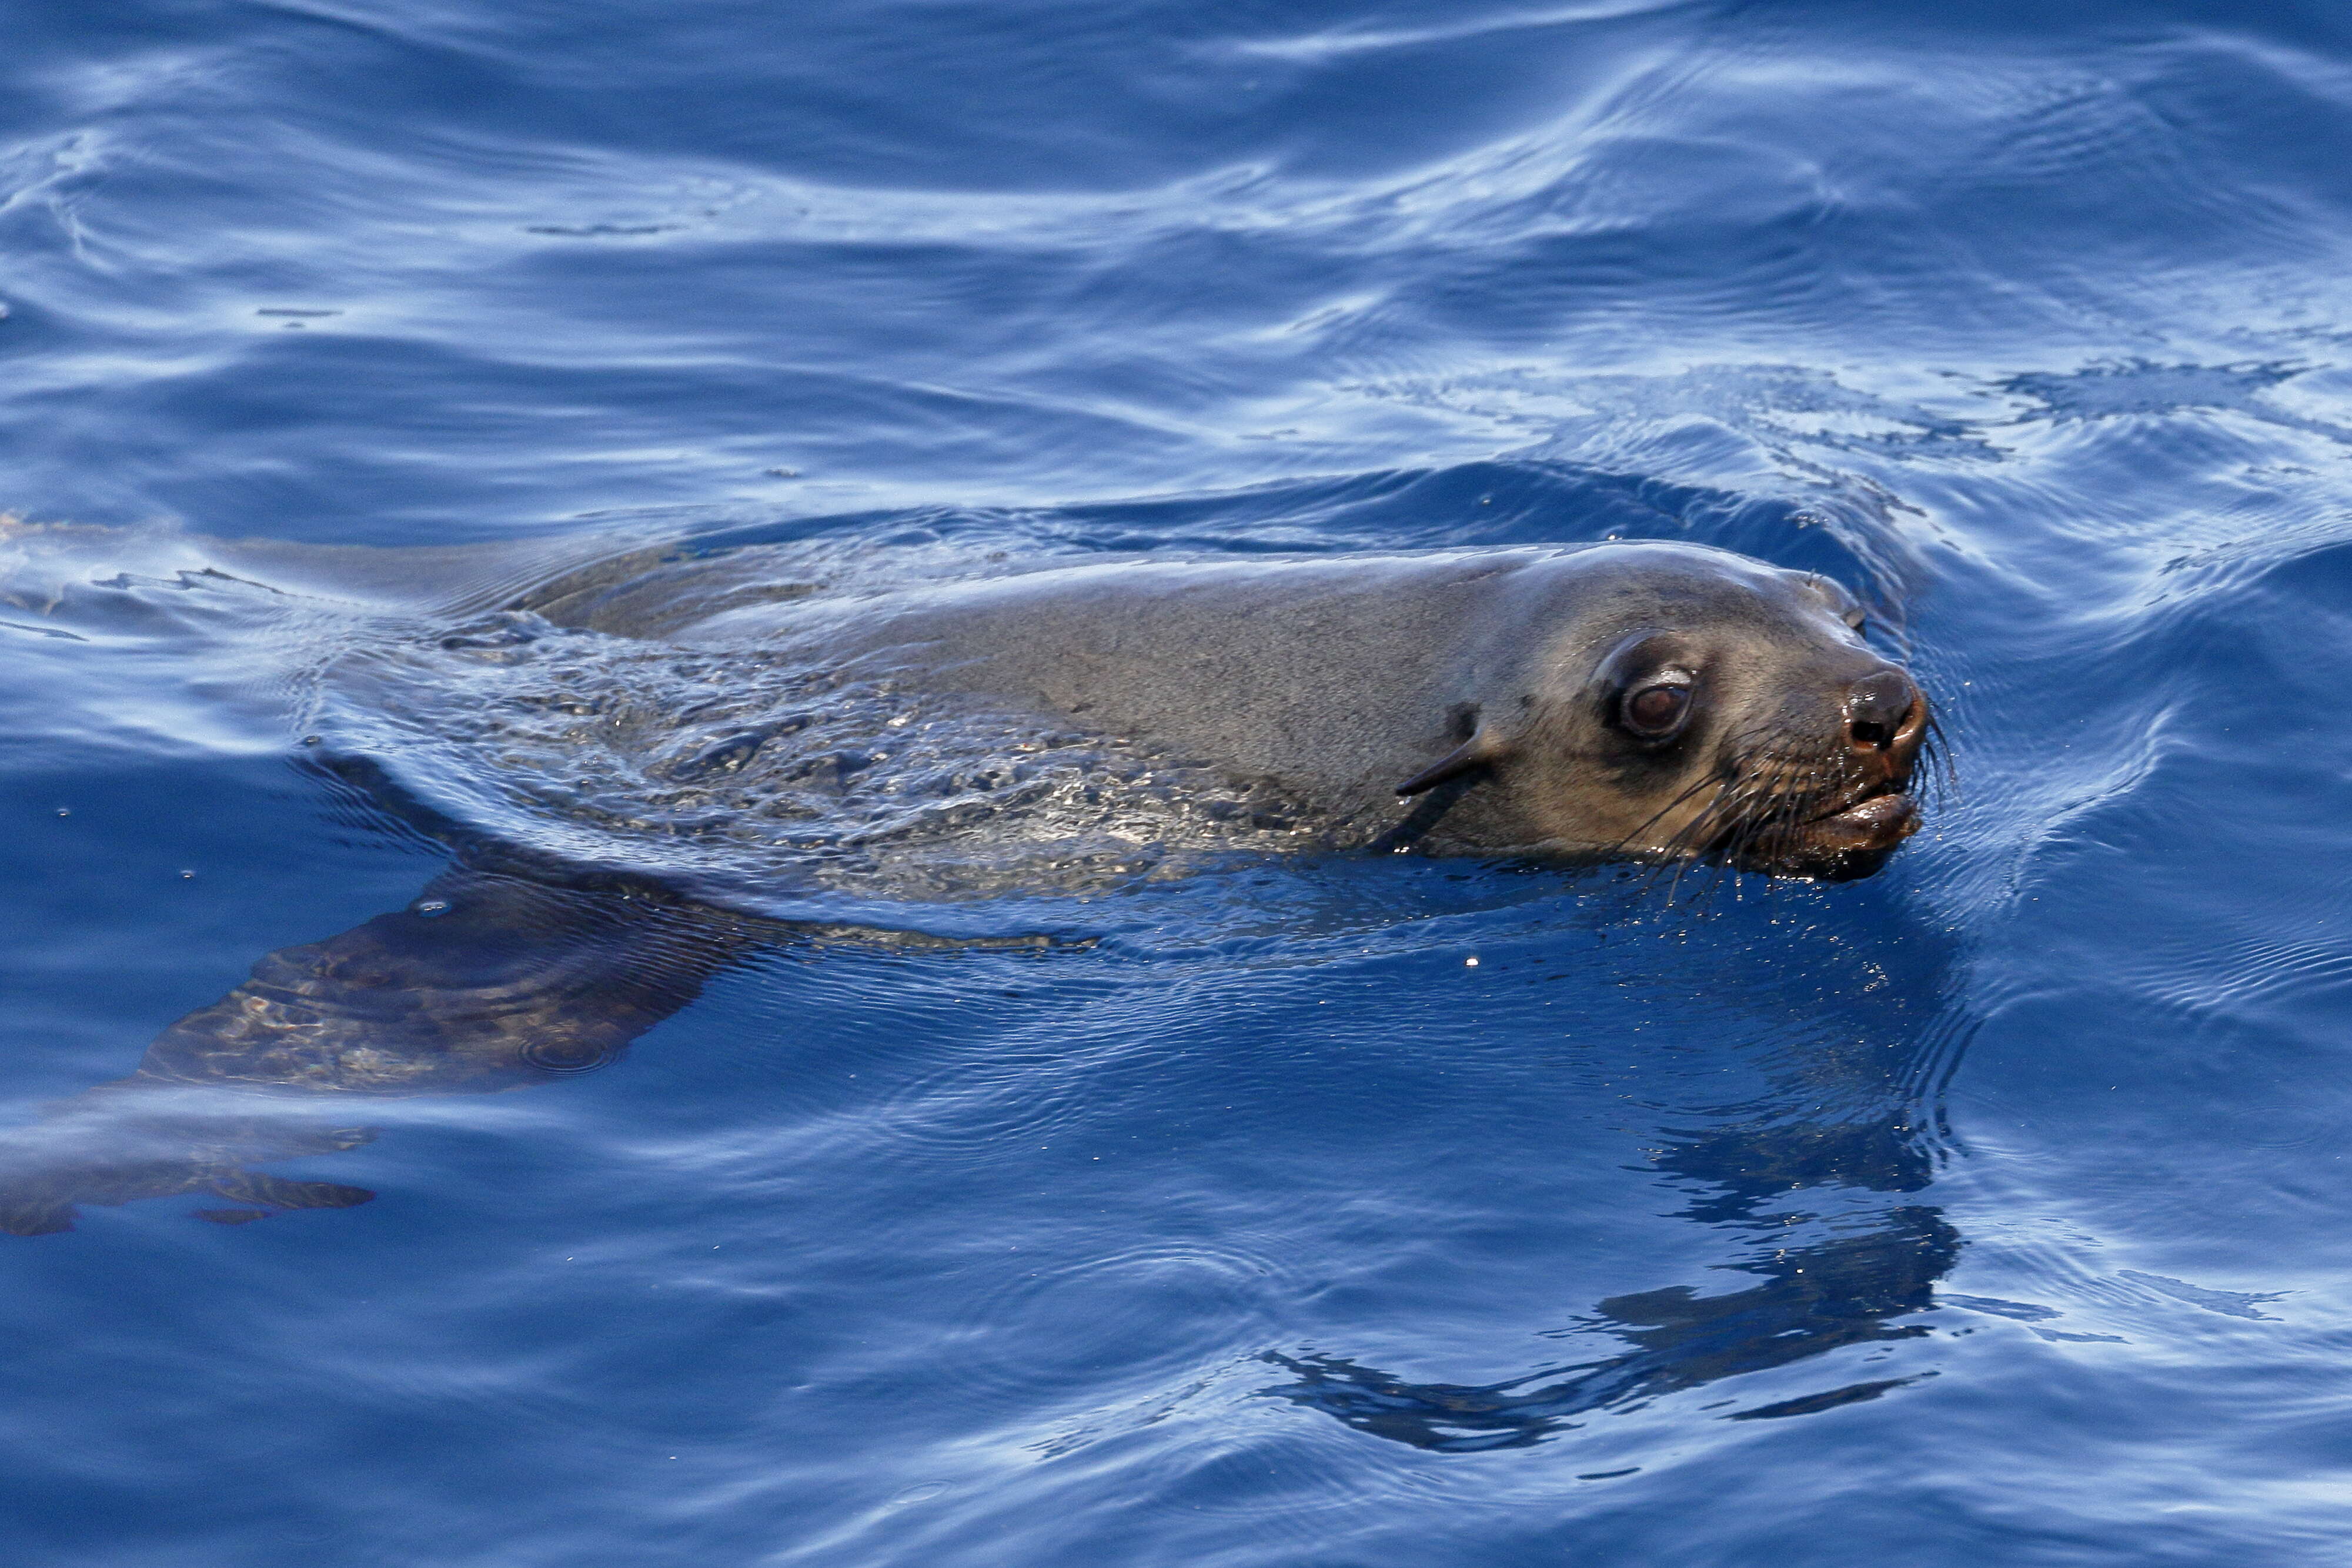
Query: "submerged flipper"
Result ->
[[0, 862, 1080, 1235]]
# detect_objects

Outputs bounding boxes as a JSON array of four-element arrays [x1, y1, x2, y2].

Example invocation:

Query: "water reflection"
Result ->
[[1265, 1197, 1957, 1452], [1264, 934, 1966, 1448]]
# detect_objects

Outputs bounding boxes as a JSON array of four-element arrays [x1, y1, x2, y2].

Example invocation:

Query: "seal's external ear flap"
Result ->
[[1796, 571, 1867, 631], [1395, 729, 1511, 797]]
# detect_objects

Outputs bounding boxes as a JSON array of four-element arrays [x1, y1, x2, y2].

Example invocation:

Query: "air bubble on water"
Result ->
[[179, 870, 195, 879], [55, 808, 69, 817]]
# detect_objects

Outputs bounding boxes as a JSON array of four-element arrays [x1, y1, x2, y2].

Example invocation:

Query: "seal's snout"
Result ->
[[1707, 663, 1932, 881], [1844, 669, 1924, 770]]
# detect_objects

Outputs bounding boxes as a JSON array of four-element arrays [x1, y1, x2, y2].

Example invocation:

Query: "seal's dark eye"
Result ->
[[1622, 683, 1690, 737]]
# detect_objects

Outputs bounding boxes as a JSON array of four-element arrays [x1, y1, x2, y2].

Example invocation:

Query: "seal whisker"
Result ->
[[1636, 754, 1762, 898], [1605, 767, 1728, 867], [1917, 712, 1957, 805], [1706, 743, 1867, 874], [1638, 794, 1724, 903], [1645, 748, 1794, 905], [1702, 749, 1806, 852]]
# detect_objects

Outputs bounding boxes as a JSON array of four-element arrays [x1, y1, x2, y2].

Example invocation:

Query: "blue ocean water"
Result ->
[[7, 1, 2352, 1562]]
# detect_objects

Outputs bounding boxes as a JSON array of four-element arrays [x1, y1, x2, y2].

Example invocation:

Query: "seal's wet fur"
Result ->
[[521, 540, 1930, 879]]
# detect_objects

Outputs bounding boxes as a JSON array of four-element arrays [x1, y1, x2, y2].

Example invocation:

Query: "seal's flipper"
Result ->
[[0, 1110, 382, 1236], [127, 870, 751, 1095], [0, 865, 1084, 1233], [0, 870, 751, 1233]]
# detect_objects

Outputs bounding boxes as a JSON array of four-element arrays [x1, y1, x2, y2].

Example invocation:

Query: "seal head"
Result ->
[[1395, 546, 1927, 881]]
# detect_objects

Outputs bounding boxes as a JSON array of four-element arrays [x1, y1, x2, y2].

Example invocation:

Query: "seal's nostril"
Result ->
[[1846, 670, 1916, 753]]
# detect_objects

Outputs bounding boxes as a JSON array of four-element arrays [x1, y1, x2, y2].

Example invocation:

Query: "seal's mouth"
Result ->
[[1753, 782, 1920, 880], [1805, 784, 1920, 849], [1700, 777, 1921, 882]]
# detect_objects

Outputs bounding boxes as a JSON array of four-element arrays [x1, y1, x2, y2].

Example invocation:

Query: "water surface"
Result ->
[[7, 2, 2352, 1563]]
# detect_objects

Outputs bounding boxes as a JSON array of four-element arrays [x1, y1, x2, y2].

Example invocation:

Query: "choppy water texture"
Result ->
[[8, 1, 2352, 1563]]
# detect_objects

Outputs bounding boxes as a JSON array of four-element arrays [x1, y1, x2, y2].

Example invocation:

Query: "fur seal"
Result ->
[[0, 530, 1932, 1232], [522, 539, 1930, 881]]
